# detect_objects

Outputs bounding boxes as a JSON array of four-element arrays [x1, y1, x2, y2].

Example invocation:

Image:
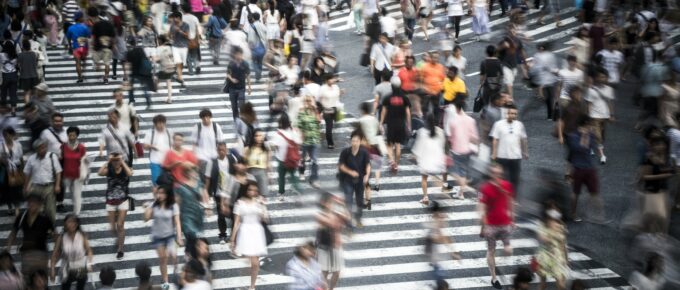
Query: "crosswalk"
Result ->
[[0, 43, 634, 289]]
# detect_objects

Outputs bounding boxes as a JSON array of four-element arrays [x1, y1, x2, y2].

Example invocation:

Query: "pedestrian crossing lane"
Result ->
[[0, 46, 630, 289]]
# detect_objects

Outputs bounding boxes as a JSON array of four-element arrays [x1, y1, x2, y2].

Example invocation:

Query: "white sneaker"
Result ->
[[600, 155, 607, 164], [299, 175, 306, 181]]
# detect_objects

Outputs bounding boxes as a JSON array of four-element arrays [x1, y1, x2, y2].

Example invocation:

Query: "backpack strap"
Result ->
[[50, 152, 57, 182], [150, 129, 156, 146], [196, 122, 202, 145], [48, 128, 65, 145], [167, 129, 171, 147], [212, 122, 218, 147]]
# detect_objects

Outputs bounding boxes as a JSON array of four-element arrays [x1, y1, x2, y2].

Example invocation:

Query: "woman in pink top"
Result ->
[[447, 97, 479, 199], [190, 0, 207, 19]]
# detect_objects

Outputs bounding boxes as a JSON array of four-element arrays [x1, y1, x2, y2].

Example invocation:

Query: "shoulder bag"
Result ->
[[4, 145, 24, 187]]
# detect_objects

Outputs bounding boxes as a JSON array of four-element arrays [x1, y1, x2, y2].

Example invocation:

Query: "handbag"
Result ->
[[134, 141, 144, 158], [359, 52, 370, 67], [473, 89, 484, 113], [7, 165, 24, 187], [188, 37, 199, 49], [128, 196, 136, 211], [262, 221, 274, 245]]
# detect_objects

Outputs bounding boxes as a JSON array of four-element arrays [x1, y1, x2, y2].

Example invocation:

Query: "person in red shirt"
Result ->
[[398, 56, 420, 117], [162, 133, 199, 187], [478, 163, 515, 289], [60, 126, 87, 215]]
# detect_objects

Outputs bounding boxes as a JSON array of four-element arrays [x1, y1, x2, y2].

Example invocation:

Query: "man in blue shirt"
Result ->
[[65, 12, 91, 83]]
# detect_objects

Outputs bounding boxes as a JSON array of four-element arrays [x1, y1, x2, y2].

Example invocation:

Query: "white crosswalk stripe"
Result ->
[[0, 39, 630, 289]]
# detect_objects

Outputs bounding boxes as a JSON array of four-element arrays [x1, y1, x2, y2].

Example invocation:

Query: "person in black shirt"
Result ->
[[91, 12, 116, 84], [6, 194, 56, 282], [480, 45, 504, 105], [338, 131, 371, 228], [379, 80, 411, 175], [226, 46, 252, 119], [126, 43, 156, 109]]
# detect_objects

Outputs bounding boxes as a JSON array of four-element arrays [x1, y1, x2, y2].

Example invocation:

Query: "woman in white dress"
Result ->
[[263, 0, 282, 46], [470, 0, 489, 41], [230, 179, 269, 290], [419, 0, 434, 41], [446, 45, 467, 80], [412, 114, 447, 205]]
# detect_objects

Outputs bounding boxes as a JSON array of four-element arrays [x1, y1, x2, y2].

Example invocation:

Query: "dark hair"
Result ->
[[21, 39, 31, 51], [154, 186, 176, 208], [152, 114, 167, 125], [1, 40, 17, 59], [66, 126, 80, 137], [485, 45, 496, 57], [249, 128, 268, 151], [381, 70, 393, 81], [62, 214, 83, 234], [199, 108, 213, 118], [2, 127, 16, 137], [360, 102, 373, 114], [30, 269, 48, 286], [350, 129, 364, 140], [608, 37, 618, 44], [237, 179, 259, 201], [323, 73, 335, 83], [240, 102, 257, 124], [313, 56, 325, 69], [0, 251, 18, 274], [453, 95, 467, 110], [52, 112, 64, 120], [108, 109, 121, 118], [447, 66, 458, 76], [171, 11, 183, 20], [506, 103, 518, 110], [513, 267, 533, 287], [428, 200, 443, 213], [184, 259, 206, 277], [278, 112, 292, 129], [294, 241, 315, 258], [425, 113, 437, 138], [566, 54, 577, 62], [231, 45, 243, 55], [158, 34, 169, 45], [381, 7, 388, 16], [173, 132, 184, 139], [135, 262, 152, 282], [453, 45, 462, 52], [405, 55, 416, 63], [99, 266, 117, 286]]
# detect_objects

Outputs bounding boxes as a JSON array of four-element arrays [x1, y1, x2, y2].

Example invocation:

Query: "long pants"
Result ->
[[496, 158, 521, 189], [208, 36, 223, 63], [421, 94, 441, 121], [229, 88, 246, 119], [404, 18, 416, 40], [299, 144, 319, 182], [372, 68, 390, 85], [490, 0, 509, 14], [323, 111, 336, 147], [62, 178, 84, 215], [61, 272, 87, 290], [341, 180, 365, 222], [640, 97, 659, 123], [1, 72, 18, 108], [252, 53, 264, 81], [31, 183, 56, 223], [128, 75, 154, 106], [187, 46, 201, 74], [216, 195, 232, 239], [277, 162, 301, 194], [449, 16, 462, 38], [112, 59, 123, 77], [183, 231, 198, 256], [248, 167, 270, 196], [542, 85, 557, 120]]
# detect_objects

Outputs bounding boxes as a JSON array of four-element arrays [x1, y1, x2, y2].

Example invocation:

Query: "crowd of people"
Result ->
[[0, 0, 679, 289]]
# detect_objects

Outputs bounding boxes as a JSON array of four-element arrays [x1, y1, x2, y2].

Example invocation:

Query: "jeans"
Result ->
[[61, 272, 87, 290], [252, 53, 264, 81], [323, 110, 336, 147], [1, 72, 18, 108], [128, 75, 154, 106], [216, 195, 232, 239], [542, 85, 557, 119], [341, 179, 365, 222], [187, 46, 201, 74], [496, 158, 521, 189], [277, 162, 302, 194], [449, 16, 462, 38], [404, 18, 416, 40], [248, 167, 270, 196], [62, 178, 84, 215], [229, 88, 246, 119], [208, 36, 223, 63], [299, 144, 319, 182]]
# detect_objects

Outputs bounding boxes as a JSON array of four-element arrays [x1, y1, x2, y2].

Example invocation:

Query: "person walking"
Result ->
[[272, 113, 303, 200], [191, 108, 225, 169], [98, 110, 135, 167], [319, 74, 342, 149], [412, 114, 446, 205], [176, 168, 209, 257], [286, 242, 326, 290], [126, 44, 156, 109], [585, 67, 615, 164], [425, 201, 461, 285], [316, 192, 350, 289], [226, 47, 252, 119], [471, 0, 490, 41], [535, 207, 568, 290], [162, 133, 199, 188], [230, 179, 269, 290], [143, 186, 183, 289], [479, 45, 504, 107], [49, 214, 94, 290], [358, 102, 385, 206], [65, 12, 90, 84], [143, 114, 173, 193], [156, 35, 176, 104], [447, 97, 479, 199], [297, 95, 322, 188], [0, 40, 18, 115], [532, 42, 560, 120], [1, 127, 23, 216], [490, 104, 527, 189], [91, 12, 116, 84], [61, 127, 87, 215], [0, 250, 22, 290], [23, 139, 62, 223], [98, 152, 132, 260], [168, 12, 190, 88], [400, 0, 418, 41], [338, 131, 371, 228], [245, 12, 268, 82], [478, 163, 515, 289], [17, 40, 40, 103], [245, 129, 272, 196], [370, 33, 395, 85], [446, 0, 465, 43], [380, 79, 411, 174], [205, 6, 227, 65]]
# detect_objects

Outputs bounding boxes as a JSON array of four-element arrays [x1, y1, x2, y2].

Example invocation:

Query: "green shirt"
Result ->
[[297, 110, 321, 145]]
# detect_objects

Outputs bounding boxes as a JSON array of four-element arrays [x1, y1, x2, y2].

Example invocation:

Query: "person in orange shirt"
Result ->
[[399, 56, 422, 117], [419, 51, 446, 118]]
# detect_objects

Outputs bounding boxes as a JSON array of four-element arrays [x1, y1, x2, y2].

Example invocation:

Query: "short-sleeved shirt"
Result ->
[[442, 77, 466, 101], [17, 51, 39, 79], [191, 122, 225, 161], [382, 94, 411, 123], [566, 132, 598, 169], [24, 152, 62, 184], [99, 124, 135, 161], [585, 85, 615, 119], [92, 20, 116, 51], [62, 143, 86, 179], [228, 60, 250, 90], [170, 22, 190, 47], [338, 147, 370, 182], [162, 149, 199, 185], [597, 49, 624, 83], [480, 58, 503, 79], [479, 180, 515, 226], [558, 68, 584, 99], [66, 23, 91, 49], [489, 120, 527, 160], [106, 164, 130, 205], [398, 67, 418, 92], [143, 128, 173, 164], [40, 128, 67, 157], [151, 203, 180, 238], [13, 212, 54, 252], [373, 82, 393, 105], [420, 62, 446, 95]]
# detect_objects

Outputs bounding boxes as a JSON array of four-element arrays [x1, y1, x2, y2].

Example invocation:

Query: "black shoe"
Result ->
[[103, 78, 109, 85], [365, 199, 372, 210], [112, 75, 118, 80], [196, 67, 201, 74], [116, 251, 124, 260], [371, 184, 380, 191], [213, 61, 219, 65], [491, 279, 502, 289], [57, 204, 65, 213], [76, 77, 84, 83], [180, 81, 186, 88]]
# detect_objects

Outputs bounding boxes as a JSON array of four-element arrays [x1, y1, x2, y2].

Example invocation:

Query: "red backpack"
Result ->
[[278, 131, 301, 169]]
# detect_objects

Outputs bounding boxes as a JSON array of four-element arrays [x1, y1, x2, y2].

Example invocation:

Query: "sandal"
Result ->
[[555, 21, 562, 27], [165, 98, 173, 104], [420, 197, 429, 205]]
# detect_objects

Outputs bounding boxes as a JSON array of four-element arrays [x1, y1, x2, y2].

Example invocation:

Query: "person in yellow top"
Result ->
[[442, 66, 467, 103]]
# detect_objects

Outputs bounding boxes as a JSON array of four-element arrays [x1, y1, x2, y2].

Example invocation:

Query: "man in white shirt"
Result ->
[[301, 71, 321, 102], [490, 104, 528, 189], [24, 138, 63, 223], [99, 109, 135, 166], [379, 8, 397, 39], [370, 33, 395, 85], [596, 38, 624, 84], [109, 88, 139, 136], [40, 112, 67, 157], [143, 114, 173, 191], [183, 11, 203, 75], [557, 55, 584, 105], [585, 67, 615, 164], [239, 0, 263, 28], [191, 108, 225, 164], [205, 142, 243, 243]]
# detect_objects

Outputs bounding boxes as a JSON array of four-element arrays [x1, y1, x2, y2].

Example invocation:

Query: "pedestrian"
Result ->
[[418, 51, 445, 118], [1, 127, 23, 216], [319, 73, 342, 149], [183, 7, 203, 76], [412, 114, 446, 205], [245, 129, 272, 196], [235, 102, 258, 151], [28, 270, 49, 290], [134, 262, 163, 290], [537, 0, 561, 26], [263, 0, 282, 46], [297, 95, 322, 188], [417, 0, 433, 41], [535, 207, 568, 290], [442, 66, 466, 104], [380, 78, 411, 174], [272, 113, 303, 200], [445, 45, 467, 79], [230, 179, 269, 290], [370, 33, 395, 85], [17, 40, 40, 103], [358, 102, 385, 204], [155, 35, 176, 104], [98, 151, 132, 260], [126, 43, 156, 109], [98, 110, 135, 167], [110, 91, 139, 139], [510, 267, 533, 290], [286, 241, 326, 290], [0, 250, 22, 290], [138, 16, 159, 60], [585, 67, 615, 164], [61, 126, 87, 215], [445, 0, 464, 43], [143, 114, 173, 193], [480, 45, 504, 106], [23, 139, 62, 223], [399, 56, 420, 117], [425, 201, 461, 284], [245, 12, 267, 82], [162, 133, 199, 188], [206, 141, 243, 243], [49, 214, 94, 290], [447, 97, 479, 199], [568, 27, 591, 69], [400, 0, 418, 41], [179, 259, 211, 289], [98, 266, 117, 290], [628, 253, 665, 290], [532, 42, 560, 120], [176, 167, 210, 256], [226, 46, 252, 119], [478, 163, 515, 289], [379, 7, 397, 40], [316, 192, 350, 289], [111, 26, 129, 82], [205, 6, 227, 64], [143, 185, 182, 289], [338, 130, 371, 228], [556, 55, 585, 108], [556, 86, 589, 147], [189, 237, 214, 283], [91, 11, 116, 84], [471, 0, 490, 41], [65, 12, 90, 84], [637, 135, 673, 231], [490, 104, 527, 189], [191, 108, 225, 168], [0, 40, 18, 115], [168, 12, 190, 88]]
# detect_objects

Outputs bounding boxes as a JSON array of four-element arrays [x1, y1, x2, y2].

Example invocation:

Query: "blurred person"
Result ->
[[17, 40, 40, 103], [556, 55, 584, 107], [596, 37, 624, 85], [419, 51, 445, 118], [442, 66, 466, 104], [49, 214, 94, 290], [567, 27, 591, 68], [245, 12, 267, 82], [230, 180, 269, 290], [279, 56, 301, 87], [205, 7, 227, 65], [235, 102, 258, 150], [126, 42, 156, 109], [532, 42, 559, 120], [176, 168, 209, 257], [180, 259, 211, 289], [239, 0, 263, 28], [271, 113, 303, 200], [23, 138, 62, 223], [447, 97, 479, 199], [417, 0, 433, 41], [1, 127, 23, 216], [6, 194, 55, 283], [98, 152, 133, 260], [497, 33, 523, 98], [226, 46, 252, 119], [637, 136, 674, 231], [629, 253, 665, 290], [316, 192, 350, 289], [639, 50, 670, 124], [135, 262, 163, 290], [309, 57, 327, 85], [660, 73, 679, 127], [189, 238, 214, 282], [370, 33, 395, 85], [412, 114, 446, 205], [245, 129, 272, 196], [169, 12, 189, 88], [445, 0, 464, 42], [65, 13, 90, 84], [162, 133, 199, 187], [28, 270, 48, 290], [191, 108, 225, 166], [0, 40, 18, 114], [380, 78, 411, 174], [425, 201, 461, 284], [359, 102, 386, 205], [535, 207, 568, 290], [400, 0, 418, 41], [480, 45, 504, 107], [556, 86, 589, 145], [98, 110, 135, 167], [286, 242, 326, 290], [0, 250, 22, 289], [471, 0, 490, 41], [319, 73, 342, 149], [297, 95, 322, 188], [379, 7, 397, 39], [338, 131, 371, 228], [156, 35, 177, 104], [98, 266, 117, 289], [510, 267, 533, 290], [39, 121, 66, 208], [399, 56, 420, 117], [445, 45, 467, 79], [585, 67, 615, 164], [183, 7, 203, 76], [143, 115, 173, 193], [537, 0, 561, 26], [61, 126, 87, 215], [391, 39, 410, 72], [91, 11, 116, 84], [479, 92, 511, 146], [111, 24, 129, 82], [372, 70, 393, 117], [490, 104, 528, 189], [206, 141, 243, 243], [263, 0, 282, 46], [143, 186, 182, 289], [138, 16, 159, 60], [478, 163, 515, 289]]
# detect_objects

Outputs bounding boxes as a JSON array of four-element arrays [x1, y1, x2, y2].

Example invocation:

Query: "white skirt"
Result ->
[[317, 247, 344, 272], [266, 23, 280, 40], [235, 222, 268, 257]]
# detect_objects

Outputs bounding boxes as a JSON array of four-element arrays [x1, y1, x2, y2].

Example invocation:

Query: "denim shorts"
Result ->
[[150, 162, 162, 186], [451, 153, 471, 178], [151, 235, 176, 250]]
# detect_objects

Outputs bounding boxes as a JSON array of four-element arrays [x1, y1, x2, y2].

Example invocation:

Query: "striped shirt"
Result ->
[[62, 0, 81, 24]]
